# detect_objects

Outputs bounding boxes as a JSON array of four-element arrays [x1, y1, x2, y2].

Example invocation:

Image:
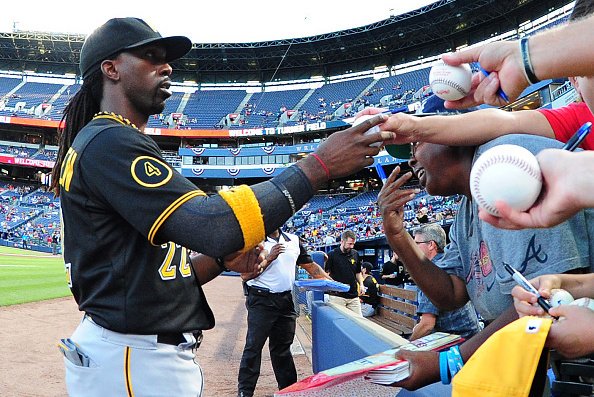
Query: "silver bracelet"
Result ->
[[277, 182, 296, 215]]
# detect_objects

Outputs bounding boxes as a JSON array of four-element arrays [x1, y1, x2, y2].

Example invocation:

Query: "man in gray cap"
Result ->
[[54, 17, 393, 397]]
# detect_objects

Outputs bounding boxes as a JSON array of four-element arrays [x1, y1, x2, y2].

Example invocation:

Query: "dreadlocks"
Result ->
[[51, 70, 103, 196]]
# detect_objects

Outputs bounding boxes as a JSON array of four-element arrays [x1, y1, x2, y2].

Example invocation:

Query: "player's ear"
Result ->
[[101, 59, 119, 81]]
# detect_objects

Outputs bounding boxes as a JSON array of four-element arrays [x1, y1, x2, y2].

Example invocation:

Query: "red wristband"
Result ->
[[311, 153, 331, 180]]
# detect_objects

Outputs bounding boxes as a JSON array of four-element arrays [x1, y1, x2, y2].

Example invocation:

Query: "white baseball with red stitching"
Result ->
[[470, 144, 542, 217], [429, 60, 472, 101]]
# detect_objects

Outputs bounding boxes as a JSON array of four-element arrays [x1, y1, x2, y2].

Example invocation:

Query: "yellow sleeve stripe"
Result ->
[[148, 190, 207, 245], [219, 185, 264, 252], [59, 148, 77, 192]]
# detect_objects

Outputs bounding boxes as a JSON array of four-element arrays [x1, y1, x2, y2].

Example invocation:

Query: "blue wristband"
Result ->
[[439, 351, 451, 385], [446, 346, 464, 378]]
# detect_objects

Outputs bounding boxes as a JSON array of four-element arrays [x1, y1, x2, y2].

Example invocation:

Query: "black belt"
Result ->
[[157, 331, 203, 348], [248, 286, 291, 297]]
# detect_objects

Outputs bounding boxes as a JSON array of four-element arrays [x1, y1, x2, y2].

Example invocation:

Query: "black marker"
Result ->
[[504, 263, 556, 317]]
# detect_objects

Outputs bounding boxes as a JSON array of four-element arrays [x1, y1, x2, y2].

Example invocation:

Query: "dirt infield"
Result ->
[[0, 275, 313, 397]]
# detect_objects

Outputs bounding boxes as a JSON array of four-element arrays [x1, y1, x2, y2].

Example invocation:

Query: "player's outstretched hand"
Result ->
[[312, 114, 394, 180], [377, 166, 419, 236], [512, 274, 561, 318], [478, 149, 586, 229], [383, 349, 440, 390], [547, 305, 594, 358], [440, 41, 528, 109]]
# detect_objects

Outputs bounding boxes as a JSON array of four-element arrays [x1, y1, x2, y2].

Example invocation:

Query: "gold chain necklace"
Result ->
[[92, 111, 141, 132]]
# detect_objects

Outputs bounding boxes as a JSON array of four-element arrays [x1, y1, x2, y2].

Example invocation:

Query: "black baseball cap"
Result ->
[[80, 17, 192, 79], [362, 262, 373, 272]]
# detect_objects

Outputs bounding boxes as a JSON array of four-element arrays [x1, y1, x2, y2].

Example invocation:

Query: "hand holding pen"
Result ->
[[504, 263, 557, 319], [477, 65, 509, 103]]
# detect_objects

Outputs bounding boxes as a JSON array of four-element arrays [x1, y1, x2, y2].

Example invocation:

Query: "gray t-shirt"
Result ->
[[439, 134, 594, 321]]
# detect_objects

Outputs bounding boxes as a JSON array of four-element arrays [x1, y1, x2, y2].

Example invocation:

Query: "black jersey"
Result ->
[[324, 247, 361, 299], [60, 117, 214, 334]]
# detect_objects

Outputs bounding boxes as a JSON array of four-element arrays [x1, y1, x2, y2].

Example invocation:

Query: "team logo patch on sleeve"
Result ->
[[131, 156, 173, 187]]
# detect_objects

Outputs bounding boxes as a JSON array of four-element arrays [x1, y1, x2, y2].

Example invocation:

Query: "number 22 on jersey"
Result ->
[[159, 242, 191, 280]]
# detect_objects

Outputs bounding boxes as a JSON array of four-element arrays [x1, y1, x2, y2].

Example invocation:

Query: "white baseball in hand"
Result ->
[[550, 289, 575, 307], [429, 60, 472, 101], [352, 114, 382, 147], [470, 144, 543, 217]]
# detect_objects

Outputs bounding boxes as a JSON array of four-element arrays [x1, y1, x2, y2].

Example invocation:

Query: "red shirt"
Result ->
[[538, 102, 594, 150]]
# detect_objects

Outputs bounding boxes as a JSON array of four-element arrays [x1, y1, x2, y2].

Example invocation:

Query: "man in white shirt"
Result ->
[[237, 228, 329, 397]]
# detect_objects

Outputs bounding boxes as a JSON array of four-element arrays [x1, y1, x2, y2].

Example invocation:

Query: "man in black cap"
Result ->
[[54, 17, 393, 397]]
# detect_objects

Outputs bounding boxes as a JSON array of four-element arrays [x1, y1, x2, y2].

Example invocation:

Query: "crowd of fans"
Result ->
[[0, 177, 460, 257], [0, 182, 60, 251], [285, 191, 461, 251]]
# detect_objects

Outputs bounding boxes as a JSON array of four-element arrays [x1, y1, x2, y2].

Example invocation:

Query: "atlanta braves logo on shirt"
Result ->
[[131, 156, 173, 187], [466, 240, 496, 293]]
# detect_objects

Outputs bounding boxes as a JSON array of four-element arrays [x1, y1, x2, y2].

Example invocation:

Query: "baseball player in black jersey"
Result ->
[[52, 17, 393, 397]]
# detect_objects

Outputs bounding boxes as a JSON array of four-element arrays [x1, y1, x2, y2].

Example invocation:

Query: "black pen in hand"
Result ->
[[504, 263, 557, 319]]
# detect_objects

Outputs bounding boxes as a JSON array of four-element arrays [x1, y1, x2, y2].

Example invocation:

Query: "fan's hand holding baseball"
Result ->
[[379, 113, 423, 146], [377, 167, 419, 237], [356, 109, 427, 146], [440, 41, 528, 109], [547, 305, 594, 358], [478, 149, 592, 229]]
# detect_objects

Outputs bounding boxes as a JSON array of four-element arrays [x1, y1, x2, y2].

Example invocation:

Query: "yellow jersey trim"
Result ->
[[148, 190, 207, 245], [124, 346, 135, 397]]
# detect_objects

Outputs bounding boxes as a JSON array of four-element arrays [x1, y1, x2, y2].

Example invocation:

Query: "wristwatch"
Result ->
[[215, 257, 229, 272]]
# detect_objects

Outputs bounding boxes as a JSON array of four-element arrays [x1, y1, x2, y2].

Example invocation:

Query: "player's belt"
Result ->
[[157, 331, 203, 348]]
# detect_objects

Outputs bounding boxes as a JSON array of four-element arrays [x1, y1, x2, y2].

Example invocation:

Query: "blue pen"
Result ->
[[381, 108, 405, 115], [562, 122, 592, 151], [375, 163, 387, 185], [478, 66, 510, 103]]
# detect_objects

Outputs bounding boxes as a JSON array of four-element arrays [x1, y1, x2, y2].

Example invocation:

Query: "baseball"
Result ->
[[470, 144, 543, 217], [550, 289, 575, 307], [352, 114, 382, 147], [570, 297, 594, 311], [429, 60, 472, 101]]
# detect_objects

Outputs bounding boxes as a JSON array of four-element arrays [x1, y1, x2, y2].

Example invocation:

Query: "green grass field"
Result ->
[[0, 246, 70, 306]]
